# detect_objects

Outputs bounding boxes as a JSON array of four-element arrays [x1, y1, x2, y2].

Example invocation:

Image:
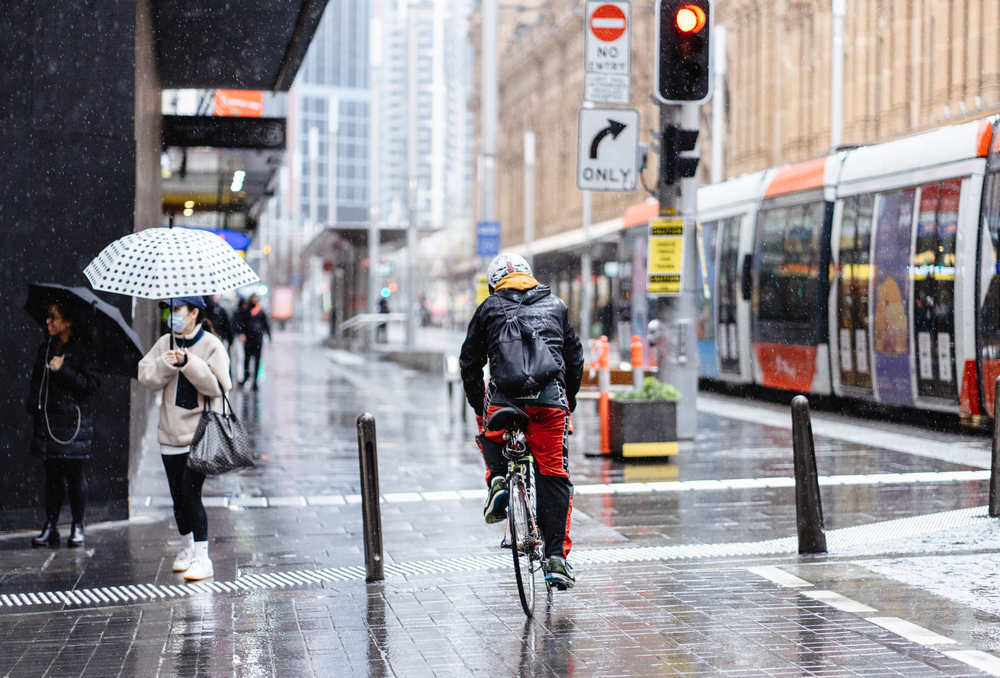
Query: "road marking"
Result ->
[[865, 616, 958, 646], [943, 650, 1000, 676], [746, 566, 1000, 675], [139, 469, 992, 511], [745, 565, 813, 588], [801, 589, 877, 613], [697, 394, 989, 469]]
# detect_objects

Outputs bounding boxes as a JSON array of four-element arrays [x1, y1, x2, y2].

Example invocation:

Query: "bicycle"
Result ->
[[485, 405, 549, 617]]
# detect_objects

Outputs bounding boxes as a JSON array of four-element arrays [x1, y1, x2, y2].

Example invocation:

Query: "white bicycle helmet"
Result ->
[[487, 253, 532, 289]]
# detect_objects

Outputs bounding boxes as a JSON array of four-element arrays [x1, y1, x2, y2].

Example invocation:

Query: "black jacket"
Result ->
[[460, 284, 584, 416], [234, 306, 271, 345], [26, 337, 100, 460]]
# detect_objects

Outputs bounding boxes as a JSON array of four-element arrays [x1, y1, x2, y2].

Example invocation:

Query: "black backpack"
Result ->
[[491, 294, 560, 397]]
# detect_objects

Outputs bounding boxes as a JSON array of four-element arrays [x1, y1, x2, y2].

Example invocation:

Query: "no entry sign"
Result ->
[[584, 0, 631, 104], [590, 4, 626, 41]]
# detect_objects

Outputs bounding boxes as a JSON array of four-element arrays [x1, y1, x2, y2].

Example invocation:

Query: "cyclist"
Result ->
[[460, 253, 584, 589]]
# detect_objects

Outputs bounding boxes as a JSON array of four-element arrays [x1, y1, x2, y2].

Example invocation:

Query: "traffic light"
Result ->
[[655, 0, 712, 104], [659, 123, 699, 185]]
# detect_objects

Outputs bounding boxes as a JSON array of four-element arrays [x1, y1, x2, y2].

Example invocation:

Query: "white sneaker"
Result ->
[[172, 547, 194, 572], [183, 556, 214, 581]]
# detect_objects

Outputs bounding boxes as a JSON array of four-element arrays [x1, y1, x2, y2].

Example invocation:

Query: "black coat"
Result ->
[[234, 306, 271, 346], [26, 337, 100, 460], [460, 284, 584, 415]]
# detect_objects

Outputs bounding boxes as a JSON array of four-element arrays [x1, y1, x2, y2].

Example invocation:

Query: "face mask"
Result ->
[[168, 311, 190, 334]]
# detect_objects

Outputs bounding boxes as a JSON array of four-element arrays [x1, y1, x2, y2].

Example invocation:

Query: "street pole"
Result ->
[[656, 103, 700, 440], [405, 17, 419, 348], [524, 131, 535, 268], [481, 0, 498, 224], [831, 0, 845, 150], [710, 26, 726, 184], [580, 190, 593, 341]]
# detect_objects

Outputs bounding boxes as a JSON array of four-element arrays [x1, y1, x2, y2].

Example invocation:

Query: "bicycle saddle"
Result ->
[[485, 406, 530, 432]]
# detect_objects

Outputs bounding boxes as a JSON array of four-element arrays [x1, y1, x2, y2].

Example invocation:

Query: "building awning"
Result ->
[[153, 0, 328, 90], [304, 225, 410, 260]]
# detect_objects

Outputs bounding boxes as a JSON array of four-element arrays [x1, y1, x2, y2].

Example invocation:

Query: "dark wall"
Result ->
[[0, 2, 138, 529]]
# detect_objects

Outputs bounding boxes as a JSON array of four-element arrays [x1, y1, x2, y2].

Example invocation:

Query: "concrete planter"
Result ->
[[608, 399, 678, 460]]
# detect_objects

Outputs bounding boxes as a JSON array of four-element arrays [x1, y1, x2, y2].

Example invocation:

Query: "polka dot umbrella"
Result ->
[[84, 226, 260, 300]]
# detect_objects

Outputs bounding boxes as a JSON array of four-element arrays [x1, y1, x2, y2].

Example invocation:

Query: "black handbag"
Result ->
[[491, 295, 560, 397], [187, 382, 255, 476]]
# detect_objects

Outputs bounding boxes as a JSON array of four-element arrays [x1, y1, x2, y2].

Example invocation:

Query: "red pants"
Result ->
[[478, 404, 573, 558]]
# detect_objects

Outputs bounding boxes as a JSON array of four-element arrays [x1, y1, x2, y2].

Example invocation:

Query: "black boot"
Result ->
[[67, 522, 84, 548], [32, 521, 60, 547]]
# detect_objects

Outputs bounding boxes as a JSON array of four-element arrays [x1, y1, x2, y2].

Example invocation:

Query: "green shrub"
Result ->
[[611, 376, 681, 402]]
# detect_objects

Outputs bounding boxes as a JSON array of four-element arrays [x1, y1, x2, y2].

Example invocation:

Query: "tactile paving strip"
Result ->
[[1, 505, 988, 611]]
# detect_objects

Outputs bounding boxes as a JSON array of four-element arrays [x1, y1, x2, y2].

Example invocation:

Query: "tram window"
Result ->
[[757, 202, 824, 324], [757, 207, 789, 321]]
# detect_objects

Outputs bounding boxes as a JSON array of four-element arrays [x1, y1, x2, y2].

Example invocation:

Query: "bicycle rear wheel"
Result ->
[[508, 476, 536, 616]]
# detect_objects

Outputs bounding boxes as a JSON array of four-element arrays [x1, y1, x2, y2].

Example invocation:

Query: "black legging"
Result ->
[[161, 453, 207, 542], [44, 459, 87, 524]]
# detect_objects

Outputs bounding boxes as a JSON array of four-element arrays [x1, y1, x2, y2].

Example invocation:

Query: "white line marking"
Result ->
[[266, 496, 307, 507], [344, 494, 363, 504], [231, 496, 268, 508], [942, 650, 1000, 676], [202, 496, 228, 507], [866, 617, 958, 646], [306, 495, 345, 506], [801, 589, 877, 613], [746, 566, 813, 588], [383, 492, 423, 503], [421, 490, 461, 501], [458, 489, 486, 500]]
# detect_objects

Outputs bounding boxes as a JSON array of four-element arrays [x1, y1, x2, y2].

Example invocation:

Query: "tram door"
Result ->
[[913, 179, 960, 401], [714, 217, 742, 374], [836, 194, 874, 391]]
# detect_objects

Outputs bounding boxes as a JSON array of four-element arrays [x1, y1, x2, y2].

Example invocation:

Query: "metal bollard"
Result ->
[[791, 395, 827, 554], [357, 413, 384, 581], [991, 378, 1000, 517]]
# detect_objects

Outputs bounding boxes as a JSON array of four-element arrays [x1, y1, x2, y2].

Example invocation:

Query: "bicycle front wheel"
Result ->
[[508, 476, 536, 617]]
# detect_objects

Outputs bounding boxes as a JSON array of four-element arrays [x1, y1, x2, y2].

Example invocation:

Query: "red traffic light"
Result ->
[[675, 4, 706, 33]]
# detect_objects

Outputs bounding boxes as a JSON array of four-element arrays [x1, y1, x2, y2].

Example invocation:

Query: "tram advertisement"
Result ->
[[873, 189, 915, 406], [648, 218, 684, 296]]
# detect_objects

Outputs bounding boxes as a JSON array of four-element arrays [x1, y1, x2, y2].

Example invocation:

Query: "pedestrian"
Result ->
[[26, 302, 100, 548], [377, 296, 389, 343], [234, 294, 271, 391], [138, 297, 231, 581], [203, 295, 233, 349], [459, 253, 584, 589]]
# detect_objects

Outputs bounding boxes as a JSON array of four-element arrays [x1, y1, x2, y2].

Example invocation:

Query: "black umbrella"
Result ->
[[24, 283, 144, 378]]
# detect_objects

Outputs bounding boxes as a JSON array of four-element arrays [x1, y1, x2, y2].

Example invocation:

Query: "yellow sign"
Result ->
[[475, 274, 490, 305], [648, 218, 684, 296]]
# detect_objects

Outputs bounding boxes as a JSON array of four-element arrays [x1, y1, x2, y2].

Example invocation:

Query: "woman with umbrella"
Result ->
[[138, 297, 231, 581], [85, 225, 258, 581], [25, 300, 100, 548]]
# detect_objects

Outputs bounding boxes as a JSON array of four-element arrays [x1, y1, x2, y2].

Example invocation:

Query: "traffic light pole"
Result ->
[[656, 102, 700, 440]]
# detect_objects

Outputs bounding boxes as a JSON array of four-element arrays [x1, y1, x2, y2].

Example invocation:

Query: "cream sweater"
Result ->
[[138, 328, 233, 446]]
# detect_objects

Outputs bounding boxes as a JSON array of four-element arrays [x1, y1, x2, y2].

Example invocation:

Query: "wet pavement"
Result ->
[[3, 331, 1000, 676]]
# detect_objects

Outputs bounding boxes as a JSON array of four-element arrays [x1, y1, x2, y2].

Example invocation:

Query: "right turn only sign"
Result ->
[[577, 107, 639, 192]]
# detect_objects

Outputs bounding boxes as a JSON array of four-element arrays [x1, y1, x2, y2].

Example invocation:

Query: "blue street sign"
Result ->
[[476, 220, 501, 258]]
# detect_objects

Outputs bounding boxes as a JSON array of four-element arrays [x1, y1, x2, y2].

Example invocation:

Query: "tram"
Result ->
[[527, 117, 1000, 422]]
